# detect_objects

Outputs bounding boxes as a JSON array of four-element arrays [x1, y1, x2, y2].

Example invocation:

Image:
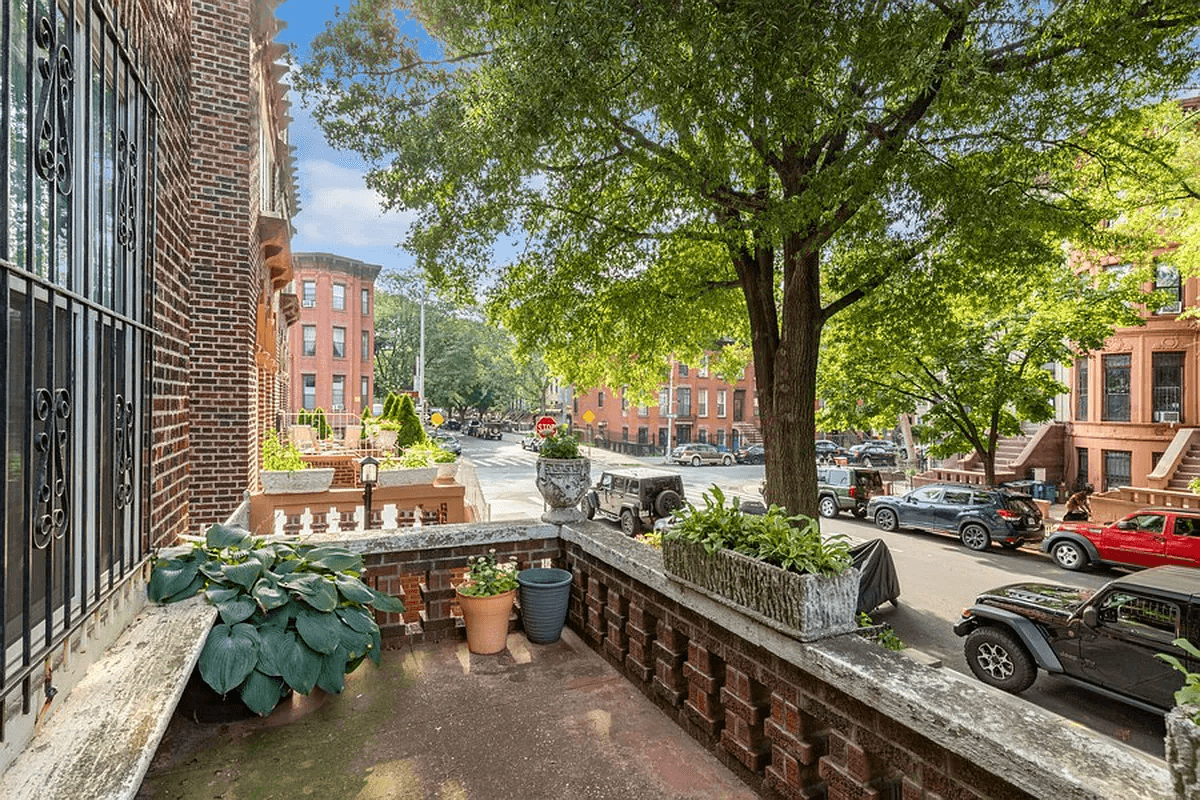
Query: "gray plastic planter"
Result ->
[[517, 568, 573, 644]]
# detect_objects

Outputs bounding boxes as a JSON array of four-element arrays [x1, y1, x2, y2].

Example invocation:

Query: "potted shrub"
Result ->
[[148, 523, 405, 716], [661, 487, 858, 642], [456, 550, 519, 654], [535, 426, 590, 523], [376, 442, 451, 486], [260, 430, 334, 494]]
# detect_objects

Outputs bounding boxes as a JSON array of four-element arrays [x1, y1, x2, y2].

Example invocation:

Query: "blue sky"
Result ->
[[276, 1, 418, 279]]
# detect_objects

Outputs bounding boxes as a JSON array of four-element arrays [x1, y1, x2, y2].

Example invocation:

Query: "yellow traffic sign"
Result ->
[[582, 409, 595, 423], [430, 412, 445, 427]]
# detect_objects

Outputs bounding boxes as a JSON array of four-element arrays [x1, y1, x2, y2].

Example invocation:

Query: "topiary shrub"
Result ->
[[395, 394, 427, 448], [313, 407, 332, 440]]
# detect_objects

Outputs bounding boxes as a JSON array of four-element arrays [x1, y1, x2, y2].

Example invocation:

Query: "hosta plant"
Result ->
[[149, 523, 405, 716], [1157, 637, 1200, 723]]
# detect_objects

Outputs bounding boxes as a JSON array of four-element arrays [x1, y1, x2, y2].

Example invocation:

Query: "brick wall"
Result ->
[[187, 0, 263, 528]]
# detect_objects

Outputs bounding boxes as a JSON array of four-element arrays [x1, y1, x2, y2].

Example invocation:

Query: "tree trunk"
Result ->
[[981, 450, 997, 488]]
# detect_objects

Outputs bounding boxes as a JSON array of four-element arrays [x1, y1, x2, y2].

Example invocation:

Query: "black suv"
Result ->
[[816, 466, 883, 519], [953, 566, 1199, 714], [581, 468, 685, 535]]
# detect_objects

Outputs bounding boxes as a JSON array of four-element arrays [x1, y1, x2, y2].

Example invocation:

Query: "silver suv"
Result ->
[[581, 468, 686, 535], [668, 442, 733, 466]]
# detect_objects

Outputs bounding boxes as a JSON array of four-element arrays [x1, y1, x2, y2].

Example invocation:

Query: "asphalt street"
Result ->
[[456, 431, 1167, 758]]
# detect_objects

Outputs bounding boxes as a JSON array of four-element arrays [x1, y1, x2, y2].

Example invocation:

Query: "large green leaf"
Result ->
[[199, 559, 226, 582], [252, 576, 290, 611], [260, 600, 300, 630], [277, 634, 323, 694], [273, 558, 300, 575], [256, 627, 292, 677], [334, 575, 375, 605], [206, 523, 255, 551], [303, 547, 362, 573], [369, 588, 406, 614], [337, 606, 376, 634], [164, 575, 205, 604], [198, 623, 261, 695], [282, 573, 338, 612], [317, 647, 349, 695], [222, 560, 263, 590], [296, 607, 343, 655], [339, 626, 373, 661], [148, 558, 200, 603], [240, 669, 285, 717], [215, 596, 257, 626], [205, 587, 241, 605]]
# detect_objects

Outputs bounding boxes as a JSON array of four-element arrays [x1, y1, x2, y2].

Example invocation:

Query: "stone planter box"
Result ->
[[377, 466, 438, 487], [260, 468, 335, 495], [535, 457, 590, 524], [1166, 705, 1200, 799], [661, 538, 858, 642]]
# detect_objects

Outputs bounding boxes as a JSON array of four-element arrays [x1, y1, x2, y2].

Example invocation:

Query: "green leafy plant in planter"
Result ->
[[668, 486, 851, 576], [457, 550, 519, 597], [262, 430, 307, 472], [149, 523, 405, 716], [538, 426, 580, 459], [387, 441, 457, 468], [1157, 637, 1200, 723]]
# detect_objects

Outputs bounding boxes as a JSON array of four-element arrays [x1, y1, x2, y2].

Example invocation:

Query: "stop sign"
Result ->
[[535, 416, 558, 437]]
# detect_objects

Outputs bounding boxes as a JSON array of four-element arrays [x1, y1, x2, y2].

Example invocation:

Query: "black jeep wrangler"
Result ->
[[581, 468, 685, 535], [953, 565, 1199, 714]]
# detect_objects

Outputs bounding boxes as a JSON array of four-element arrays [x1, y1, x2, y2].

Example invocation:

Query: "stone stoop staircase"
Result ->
[[733, 422, 763, 446], [1168, 442, 1200, 491], [961, 434, 1029, 472]]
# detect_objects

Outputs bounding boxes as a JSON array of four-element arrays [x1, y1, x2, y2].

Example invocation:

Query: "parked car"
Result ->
[[442, 418, 462, 431], [1042, 508, 1200, 572], [846, 442, 898, 468], [736, 444, 765, 465], [817, 466, 884, 519], [867, 484, 1044, 551], [432, 433, 461, 455], [520, 433, 543, 451], [953, 566, 1198, 713], [465, 419, 482, 436], [815, 439, 847, 462], [582, 468, 686, 535], [668, 442, 734, 466]]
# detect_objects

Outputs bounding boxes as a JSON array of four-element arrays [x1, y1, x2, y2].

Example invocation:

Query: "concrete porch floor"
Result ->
[[137, 628, 758, 800]]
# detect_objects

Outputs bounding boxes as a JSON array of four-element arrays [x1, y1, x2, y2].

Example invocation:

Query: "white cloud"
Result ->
[[292, 160, 416, 250]]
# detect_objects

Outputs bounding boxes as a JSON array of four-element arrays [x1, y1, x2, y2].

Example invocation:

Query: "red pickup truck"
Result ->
[[1041, 508, 1200, 571]]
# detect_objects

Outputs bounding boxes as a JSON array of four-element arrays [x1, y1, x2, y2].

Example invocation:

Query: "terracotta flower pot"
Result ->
[[456, 588, 516, 654]]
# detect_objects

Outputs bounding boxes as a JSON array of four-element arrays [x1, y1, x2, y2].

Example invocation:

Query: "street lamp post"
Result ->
[[359, 455, 379, 529]]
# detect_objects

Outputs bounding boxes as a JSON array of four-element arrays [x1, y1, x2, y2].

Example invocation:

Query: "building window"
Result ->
[[332, 327, 346, 359], [361, 288, 370, 315], [677, 424, 692, 444], [598, 391, 604, 408], [621, 388, 628, 412], [638, 404, 649, 417], [302, 325, 316, 357], [717, 390, 727, 418], [698, 389, 708, 417], [1102, 450, 1132, 492], [698, 428, 708, 443], [332, 283, 346, 311], [1153, 352, 1184, 423], [302, 280, 316, 307], [716, 429, 726, 447], [753, 393, 759, 417], [1101, 354, 1131, 422], [658, 388, 669, 411], [1076, 447, 1090, 491], [331, 375, 345, 411], [303, 375, 317, 410], [658, 427, 669, 449], [1075, 358, 1088, 421], [361, 376, 370, 409], [622, 426, 629, 442], [361, 330, 370, 360], [679, 363, 688, 377], [638, 427, 649, 444], [677, 388, 692, 417], [699, 357, 709, 378], [1155, 264, 1183, 315]]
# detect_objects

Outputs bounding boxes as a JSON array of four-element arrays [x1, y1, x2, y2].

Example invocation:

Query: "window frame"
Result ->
[[302, 325, 316, 357], [332, 283, 346, 311], [332, 326, 346, 359], [1101, 354, 1131, 422]]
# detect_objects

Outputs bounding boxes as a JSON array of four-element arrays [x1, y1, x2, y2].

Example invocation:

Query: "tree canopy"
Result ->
[[296, 0, 1200, 516]]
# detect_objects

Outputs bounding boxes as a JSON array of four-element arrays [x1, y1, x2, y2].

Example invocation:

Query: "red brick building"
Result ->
[[287, 253, 380, 417], [575, 358, 763, 455]]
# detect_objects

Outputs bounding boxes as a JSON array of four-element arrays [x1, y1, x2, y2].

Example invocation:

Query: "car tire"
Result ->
[[964, 627, 1037, 694], [960, 523, 991, 551], [581, 495, 596, 520], [654, 490, 683, 518], [722, 454, 733, 466], [1051, 540, 1089, 571], [691, 455, 702, 467], [620, 508, 640, 536], [818, 495, 839, 518], [875, 507, 898, 532]]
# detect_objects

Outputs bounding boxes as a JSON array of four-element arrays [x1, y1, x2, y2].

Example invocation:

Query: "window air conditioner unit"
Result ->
[[302, 300, 315, 308], [331, 404, 345, 412], [1158, 411, 1181, 423]]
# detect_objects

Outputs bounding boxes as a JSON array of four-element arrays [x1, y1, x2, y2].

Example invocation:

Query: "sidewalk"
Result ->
[[138, 629, 757, 800]]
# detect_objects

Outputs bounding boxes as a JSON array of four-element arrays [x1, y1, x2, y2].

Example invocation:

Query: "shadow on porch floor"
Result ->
[[137, 628, 757, 799]]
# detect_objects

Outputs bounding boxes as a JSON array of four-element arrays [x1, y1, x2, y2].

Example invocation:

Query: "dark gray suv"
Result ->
[[867, 483, 1044, 551], [582, 468, 685, 535]]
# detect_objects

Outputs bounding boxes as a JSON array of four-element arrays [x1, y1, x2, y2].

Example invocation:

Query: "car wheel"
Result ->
[[1051, 540, 1089, 571], [620, 508, 640, 536], [818, 495, 839, 518], [875, 507, 898, 532], [862, 457, 873, 468], [691, 455, 702, 467], [581, 495, 596, 520], [960, 523, 991, 551], [964, 627, 1037, 694], [654, 490, 682, 518], [722, 455, 733, 466]]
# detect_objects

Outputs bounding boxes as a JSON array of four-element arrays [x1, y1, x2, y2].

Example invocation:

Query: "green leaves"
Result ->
[[148, 525, 402, 716], [1156, 637, 1200, 722]]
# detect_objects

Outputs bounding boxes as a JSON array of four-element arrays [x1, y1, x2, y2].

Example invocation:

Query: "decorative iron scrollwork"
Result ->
[[33, 14, 74, 196], [33, 388, 70, 550], [114, 395, 134, 508], [117, 131, 137, 250]]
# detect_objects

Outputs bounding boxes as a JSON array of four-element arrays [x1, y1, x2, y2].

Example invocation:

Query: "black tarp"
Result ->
[[849, 538, 901, 613]]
